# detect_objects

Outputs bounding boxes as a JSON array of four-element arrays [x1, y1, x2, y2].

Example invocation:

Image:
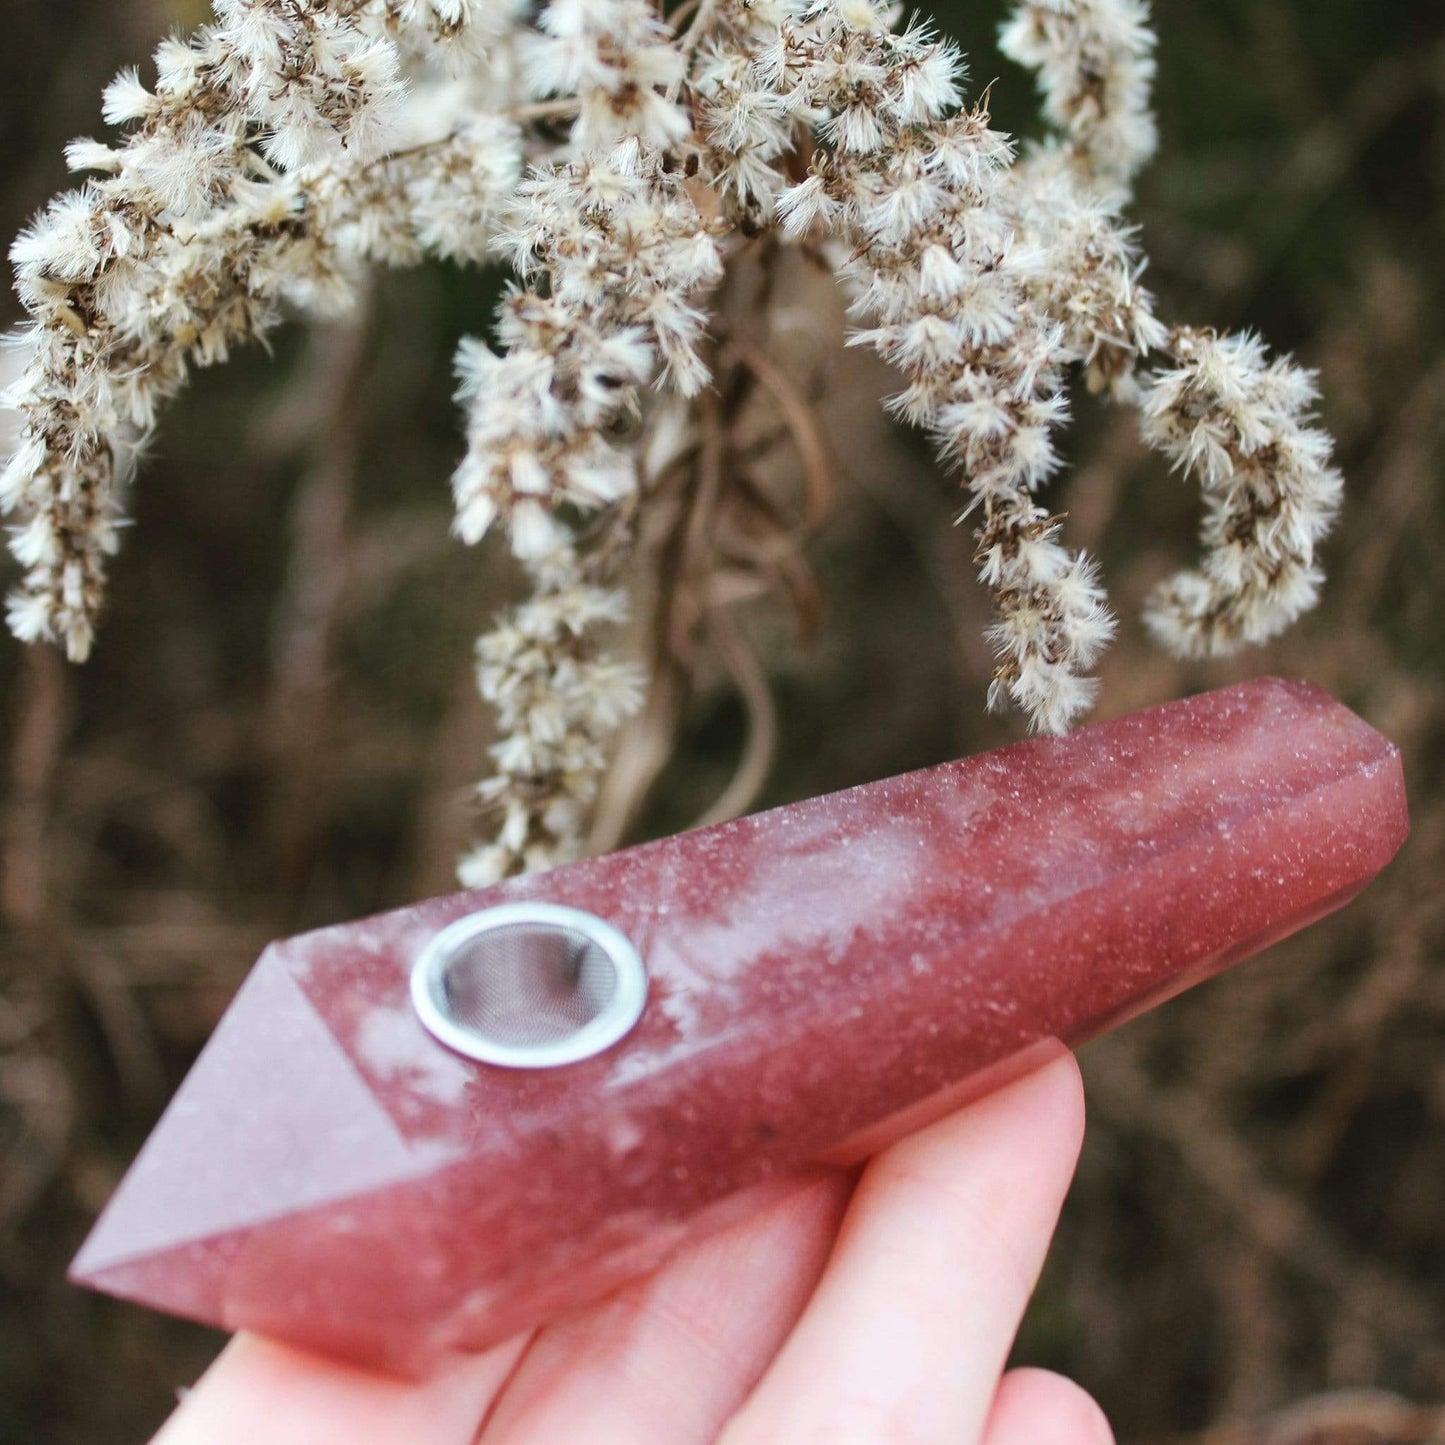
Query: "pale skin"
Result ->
[[153, 1054, 1110, 1445]]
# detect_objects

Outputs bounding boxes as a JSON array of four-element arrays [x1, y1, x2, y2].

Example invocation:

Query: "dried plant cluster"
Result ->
[[3, 0, 1344, 880]]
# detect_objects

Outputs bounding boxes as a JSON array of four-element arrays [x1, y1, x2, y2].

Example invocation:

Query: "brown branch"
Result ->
[[688, 601, 778, 828], [729, 337, 835, 534], [1087, 1043, 1443, 1355], [259, 298, 372, 899], [1150, 1388, 1445, 1445], [2, 647, 70, 928]]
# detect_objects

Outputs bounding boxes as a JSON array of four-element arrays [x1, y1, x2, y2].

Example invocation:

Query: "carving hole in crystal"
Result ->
[[410, 903, 649, 1068]]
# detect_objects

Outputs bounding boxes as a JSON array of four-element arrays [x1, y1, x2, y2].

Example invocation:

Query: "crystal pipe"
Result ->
[[70, 679, 1408, 1374]]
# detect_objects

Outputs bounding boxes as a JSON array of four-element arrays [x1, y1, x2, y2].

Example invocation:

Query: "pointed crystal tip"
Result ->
[[70, 948, 434, 1350]]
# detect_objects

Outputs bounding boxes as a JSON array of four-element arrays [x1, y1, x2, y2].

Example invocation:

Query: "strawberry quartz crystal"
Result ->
[[70, 679, 1407, 1374]]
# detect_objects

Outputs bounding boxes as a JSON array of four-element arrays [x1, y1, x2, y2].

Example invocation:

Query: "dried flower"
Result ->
[[999, 0, 1158, 188], [452, 139, 722, 558], [459, 554, 646, 884], [1140, 327, 1343, 657], [756, 0, 1129, 728], [3, 3, 520, 661], [3, 0, 1345, 878]]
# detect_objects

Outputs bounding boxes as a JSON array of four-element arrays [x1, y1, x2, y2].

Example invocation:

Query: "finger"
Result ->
[[150, 1330, 528, 1445], [982, 1368, 1113, 1445], [720, 1053, 1086, 1445], [479, 1172, 851, 1445]]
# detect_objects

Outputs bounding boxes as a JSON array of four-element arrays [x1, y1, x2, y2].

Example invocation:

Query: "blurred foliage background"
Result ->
[[2, 1, 1444, 1441]]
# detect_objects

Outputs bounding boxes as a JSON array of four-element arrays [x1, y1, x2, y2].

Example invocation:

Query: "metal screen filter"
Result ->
[[439, 923, 618, 1048], [410, 902, 649, 1068]]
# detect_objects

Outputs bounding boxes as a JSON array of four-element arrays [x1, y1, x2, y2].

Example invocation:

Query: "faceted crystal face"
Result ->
[[70, 679, 1408, 1375]]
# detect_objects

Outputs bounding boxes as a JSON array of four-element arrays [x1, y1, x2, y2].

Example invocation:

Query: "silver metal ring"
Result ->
[[409, 902, 648, 1069]]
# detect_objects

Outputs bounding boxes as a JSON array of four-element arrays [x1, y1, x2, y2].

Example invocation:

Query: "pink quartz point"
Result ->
[[70, 678, 1407, 1374]]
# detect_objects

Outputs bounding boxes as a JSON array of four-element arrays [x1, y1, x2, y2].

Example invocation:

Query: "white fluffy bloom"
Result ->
[[763, 0, 1117, 731], [460, 559, 645, 881], [692, 35, 799, 212], [999, 0, 1157, 188], [320, 96, 523, 266], [446, 136, 719, 875], [0, 4, 526, 663], [527, 0, 689, 152], [1140, 327, 1343, 657], [451, 141, 721, 558], [210, 0, 405, 169], [1001, 149, 1167, 397]]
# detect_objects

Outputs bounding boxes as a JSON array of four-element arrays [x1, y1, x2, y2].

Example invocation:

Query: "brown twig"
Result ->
[[259, 296, 373, 900], [688, 600, 778, 827], [1, 646, 69, 927]]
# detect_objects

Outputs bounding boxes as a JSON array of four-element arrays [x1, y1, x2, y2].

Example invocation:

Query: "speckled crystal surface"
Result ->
[[70, 679, 1408, 1374]]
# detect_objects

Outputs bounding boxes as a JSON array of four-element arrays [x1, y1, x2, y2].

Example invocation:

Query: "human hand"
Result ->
[[152, 1054, 1107, 1445]]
